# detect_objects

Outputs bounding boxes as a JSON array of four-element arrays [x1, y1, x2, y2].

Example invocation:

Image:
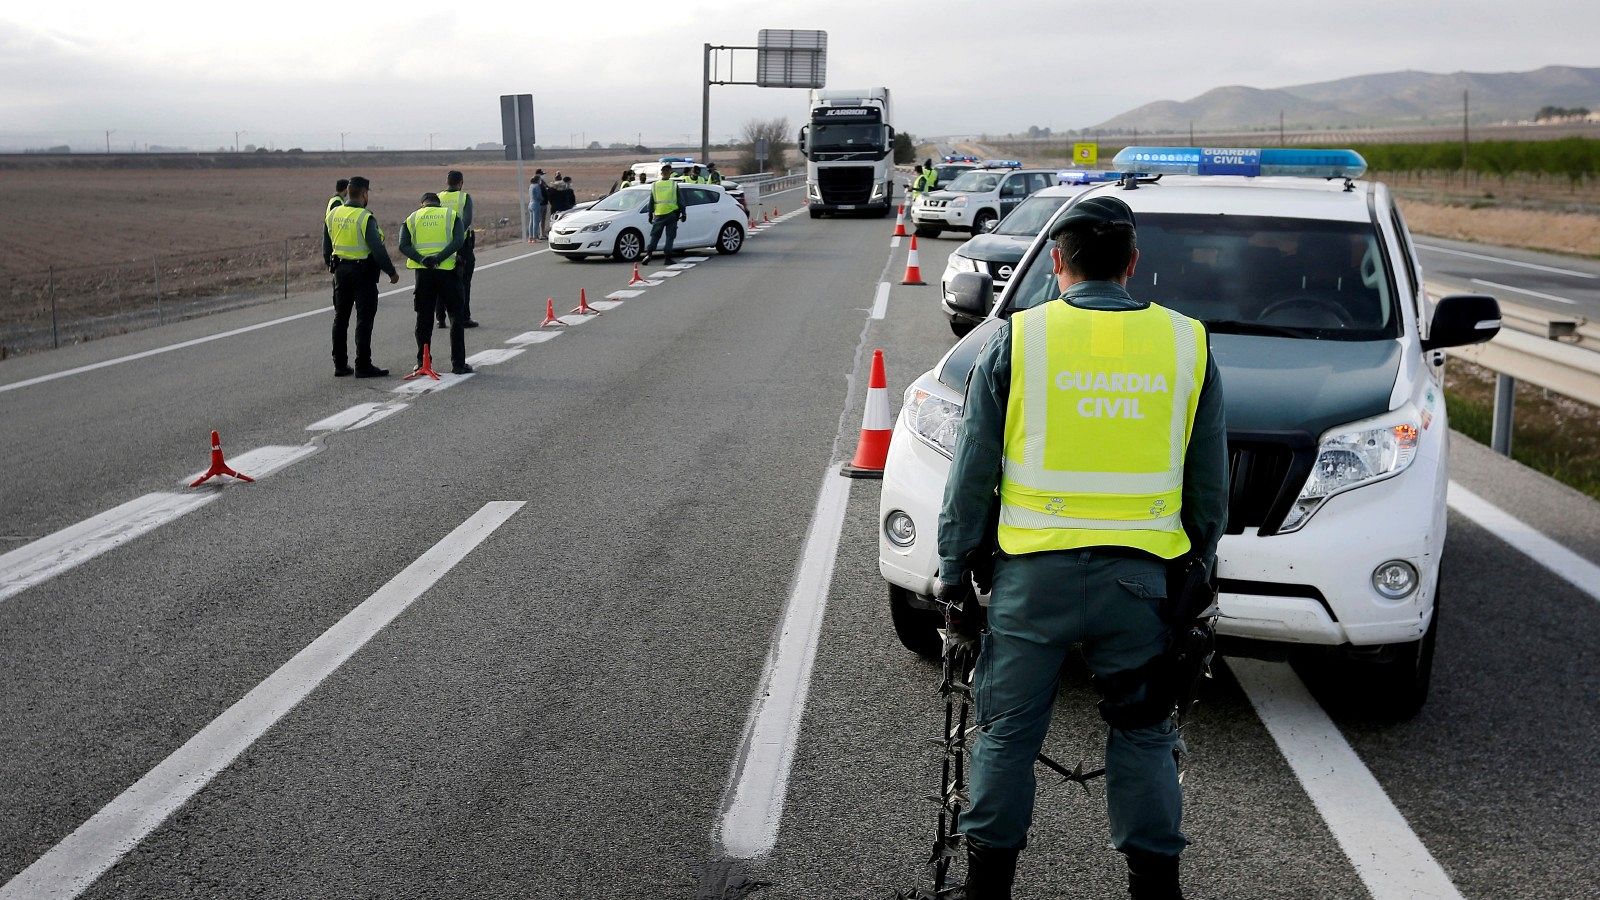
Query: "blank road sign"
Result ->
[[757, 29, 827, 89]]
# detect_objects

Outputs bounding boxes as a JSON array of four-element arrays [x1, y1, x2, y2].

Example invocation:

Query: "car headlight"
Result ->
[[943, 254, 979, 279], [904, 386, 963, 458], [579, 221, 612, 233], [1279, 406, 1421, 533], [949, 196, 968, 208]]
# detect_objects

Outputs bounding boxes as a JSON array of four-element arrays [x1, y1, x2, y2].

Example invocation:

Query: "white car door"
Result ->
[[678, 186, 720, 247]]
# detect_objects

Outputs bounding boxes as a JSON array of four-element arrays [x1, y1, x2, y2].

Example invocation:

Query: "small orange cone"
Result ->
[[404, 343, 441, 381], [841, 350, 893, 479], [749, 214, 759, 229], [892, 205, 907, 237], [540, 298, 566, 328], [571, 288, 600, 316], [189, 431, 254, 487], [763, 210, 770, 224], [901, 235, 927, 285], [774, 206, 781, 217], [628, 263, 647, 286]]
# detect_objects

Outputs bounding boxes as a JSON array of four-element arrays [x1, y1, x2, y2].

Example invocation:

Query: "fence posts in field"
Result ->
[[48, 267, 59, 349], [283, 239, 290, 298], [154, 260, 163, 324]]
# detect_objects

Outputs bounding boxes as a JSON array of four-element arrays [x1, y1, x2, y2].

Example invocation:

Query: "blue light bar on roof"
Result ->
[[980, 159, 1023, 169], [1111, 147, 1367, 178], [1057, 170, 1122, 185], [659, 155, 696, 163]]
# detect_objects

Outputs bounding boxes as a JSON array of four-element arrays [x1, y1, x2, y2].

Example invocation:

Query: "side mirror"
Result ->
[[798, 125, 809, 160], [1421, 293, 1501, 351], [947, 272, 994, 319]]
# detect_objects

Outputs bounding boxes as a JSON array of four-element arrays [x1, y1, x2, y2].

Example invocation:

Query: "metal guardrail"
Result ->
[[1432, 280, 1600, 455], [737, 171, 806, 206]]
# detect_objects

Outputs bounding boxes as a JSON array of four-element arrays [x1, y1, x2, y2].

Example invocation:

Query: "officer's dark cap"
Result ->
[[1049, 196, 1136, 239]]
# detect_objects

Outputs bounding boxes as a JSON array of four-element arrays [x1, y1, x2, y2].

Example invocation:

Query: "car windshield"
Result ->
[[1006, 213, 1399, 341], [935, 165, 971, 181], [995, 195, 1071, 236], [811, 122, 884, 151], [945, 171, 1004, 193], [591, 188, 650, 212]]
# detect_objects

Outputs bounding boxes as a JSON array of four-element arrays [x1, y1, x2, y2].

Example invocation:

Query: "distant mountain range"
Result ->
[[1091, 65, 1600, 133]]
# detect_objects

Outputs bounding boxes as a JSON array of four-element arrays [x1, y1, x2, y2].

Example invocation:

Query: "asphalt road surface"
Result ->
[[1417, 235, 1600, 322], [2, 193, 1598, 900]]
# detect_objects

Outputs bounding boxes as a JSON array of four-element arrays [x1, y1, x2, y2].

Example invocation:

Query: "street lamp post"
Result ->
[[428, 132, 439, 151], [235, 131, 246, 153], [105, 130, 115, 154]]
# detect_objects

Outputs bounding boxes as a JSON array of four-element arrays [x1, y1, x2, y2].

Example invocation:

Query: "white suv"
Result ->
[[911, 162, 1058, 237], [879, 148, 1502, 719]]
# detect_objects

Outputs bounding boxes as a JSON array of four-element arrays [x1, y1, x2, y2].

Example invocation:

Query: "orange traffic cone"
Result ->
[[774, 206, 781, 217], [892, 205, 907, 237], [571, 288, 600, 316], [841, 349, 893, 479], [749, 214, 759, 229], [763, 210, 770, 224], [628, 262, 647, 286], [901, 235, 927, 285], [540, 298, 566, 328], [189, 431, 254, 487], [405, 343, 442, 380]]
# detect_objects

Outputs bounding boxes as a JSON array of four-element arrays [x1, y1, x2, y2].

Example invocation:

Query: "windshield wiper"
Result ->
[[1203, 319, 1320, 339]]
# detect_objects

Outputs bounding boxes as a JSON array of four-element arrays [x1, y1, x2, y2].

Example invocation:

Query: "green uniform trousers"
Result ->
[[963, 549, 1188, 857]]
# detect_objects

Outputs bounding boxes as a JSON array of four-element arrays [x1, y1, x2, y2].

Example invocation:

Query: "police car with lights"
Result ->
[[881, 147, 1503, 718], [941, 172, 1122, 336], [931, 159, 979, 190], [911, 160, 1059, 238]]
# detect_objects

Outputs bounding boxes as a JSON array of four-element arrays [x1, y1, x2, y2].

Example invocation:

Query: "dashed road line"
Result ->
[[0, 493, 219, 606], [1470, 278, 1577, 305], [507, 331, 562, 345], [182, 444, 319, 486], [392, 372, 475, 394], [306, 401, 409, 433], [649, 270, 683, 278], [1448, 482, 1600, 603], [870, 282, 890, 320], [606, 290, 647, 300], [465, 348, 525, 367], [1232, 659, 1464, 900], [1416, 243, 1597, 279], [0, 502, 525, 900]]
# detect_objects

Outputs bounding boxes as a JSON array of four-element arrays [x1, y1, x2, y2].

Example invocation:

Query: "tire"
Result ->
[[716, 222, 745, 255], [809, 209, 823, 219], [873, 206, 892, 218], [890, 584, 943, 660], [1296, 580, 1439, 722], [612, 228, 644, 262], [950, 318, 974, 337], [972, 210, 997, 234], [914, 225, 941, 238]]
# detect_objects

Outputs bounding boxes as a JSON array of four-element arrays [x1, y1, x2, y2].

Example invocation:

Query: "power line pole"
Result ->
[[104, 130, 114, 154], [234, 130, 245, 153], [428, 132, 439, 151], [340, 132, 349, 155], [1189, 120, 1194, 145], [1279, 110, 1285, 147], [1462, 90, 1470, 167]]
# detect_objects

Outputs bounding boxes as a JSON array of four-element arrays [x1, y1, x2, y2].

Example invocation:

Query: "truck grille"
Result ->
[[818, 166, 876, 204], [1225, 433, 1316, 536]]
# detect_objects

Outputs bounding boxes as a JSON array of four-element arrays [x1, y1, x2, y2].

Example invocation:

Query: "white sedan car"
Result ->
[[548, 184, 747, 263]]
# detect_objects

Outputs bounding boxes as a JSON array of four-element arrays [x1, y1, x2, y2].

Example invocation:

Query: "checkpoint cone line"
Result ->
[[190, 431, 254, 487], [540, 298, 567, 328], [901, 235, 927, 286], [571, 288, 601, 316], [841, 349, 892, 479], [405, 343, 442, 381], [628, 262, 648, 286]]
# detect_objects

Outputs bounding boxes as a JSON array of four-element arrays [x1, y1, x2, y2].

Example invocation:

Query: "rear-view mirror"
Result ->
[[947, 272, 994, 319], [1422, 294, 1501, 351]]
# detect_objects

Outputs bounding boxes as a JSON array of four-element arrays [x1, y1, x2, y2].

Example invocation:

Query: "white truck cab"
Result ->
[[879, 148, 1503, 719]]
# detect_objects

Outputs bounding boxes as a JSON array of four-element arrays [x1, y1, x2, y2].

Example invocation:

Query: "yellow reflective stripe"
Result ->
[[1000, 503, 1183, 532]]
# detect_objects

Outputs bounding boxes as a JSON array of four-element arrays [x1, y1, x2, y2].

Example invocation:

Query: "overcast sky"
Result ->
[[2, 0, 1597, 152]]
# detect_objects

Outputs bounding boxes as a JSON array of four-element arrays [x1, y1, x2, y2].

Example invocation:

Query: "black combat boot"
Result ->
[[1126, 850, 1184, 900], [962, 841, 1019, 900]]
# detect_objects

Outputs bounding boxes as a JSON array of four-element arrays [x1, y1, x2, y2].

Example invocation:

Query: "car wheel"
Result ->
[[914, 225, 941, 238], [716, 222, 744, 254], [874, 206, 892, 218], [1296, 579, 1439, 722], [809, 209, 823, 219], [950, 318, 974, 337], [613, 228, 644, 262], [972, 211, 997, 234], [890, 584, 942, 660]]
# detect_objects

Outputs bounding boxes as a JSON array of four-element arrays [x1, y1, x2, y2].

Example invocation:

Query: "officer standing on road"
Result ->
[[322, 175, 398, 378], [909, 163, 925, 202], [326, 178, 350, 213], [611, 169, 636, 193], [438, 171, 480, 329], [643, 163, 686, 265], [399, 192, 471, 375], [706, 162, 723, 185], [933, 196, 1227, 899], [920, 158, 939, 193]]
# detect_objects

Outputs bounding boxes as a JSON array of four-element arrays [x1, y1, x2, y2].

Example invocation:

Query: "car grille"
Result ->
[[818, 166, 876, 204], [1225, 433, 1316, 535], [551, 241, 581, 251], [986, 261, 1016, 282]]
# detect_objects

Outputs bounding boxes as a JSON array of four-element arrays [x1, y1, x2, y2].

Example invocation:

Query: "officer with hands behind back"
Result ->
[[399, 192, 470, 375], [437, 170, 479, 329], [322, 175, 398, 378], [933, 196, 1228, 899], [643, 163, 686, 266]]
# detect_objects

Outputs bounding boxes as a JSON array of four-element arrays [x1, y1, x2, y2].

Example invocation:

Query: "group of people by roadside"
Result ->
[[526, 170, 577, 242]]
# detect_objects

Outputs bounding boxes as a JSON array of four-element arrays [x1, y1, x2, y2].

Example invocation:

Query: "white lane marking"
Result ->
[[465, 348, 525, 367], [1232, 659, 1463, 900], [0, 493, 218, 606], [589, 300, 624, 312], [559, 314, 597, 327], [0, 502, 524, 900], [0, 250, 550, 395], [183, 444, 318, 486], [506, 331, 561, 345], [607, 290, 646, 300], [1448, 482, 1600, 603], [1469, 278, 1577, 305], [648, 270, 682, 278], [1416, 243, 1597, 279], [667, 263, 696, 270], [391, 372, 475, 394], [718, 472, 852, 859], [890, 236, 902, 249], [679, 256, 710, 263], [306, 401, 409, 433], [869, 282, 890, 320]]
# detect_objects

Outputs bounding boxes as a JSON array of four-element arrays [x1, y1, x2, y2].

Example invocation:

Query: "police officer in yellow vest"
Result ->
[[643, 163, 686, 265], [934, 196, 1227, 899], [437, 171, 480, 330], [399, 192, 470, 375], [326, 178, 349, 214], [908, 163, 925, 202], [322, 175, 398, 377]]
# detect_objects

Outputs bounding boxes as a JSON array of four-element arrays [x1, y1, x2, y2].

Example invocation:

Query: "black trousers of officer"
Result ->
[[414, 268, 466, 369], [647, 214, 679, 261], [440, 232, 476, 324], [331, 260, 379, 369]]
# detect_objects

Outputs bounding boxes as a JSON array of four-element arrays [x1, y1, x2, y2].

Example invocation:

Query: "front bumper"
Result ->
[[877, 409, 1446, 648], [913, 202, 971, 228], [548, 228, 611, 254]]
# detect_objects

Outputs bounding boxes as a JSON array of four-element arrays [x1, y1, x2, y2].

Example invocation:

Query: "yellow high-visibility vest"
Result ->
[[403, 205, 458, 271], [652, 179, 681, 216], [438, 189, 471, 234], [998, 299, 1208, 559], [326, 195, 344, 213], [326, 205, 374, 260]]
